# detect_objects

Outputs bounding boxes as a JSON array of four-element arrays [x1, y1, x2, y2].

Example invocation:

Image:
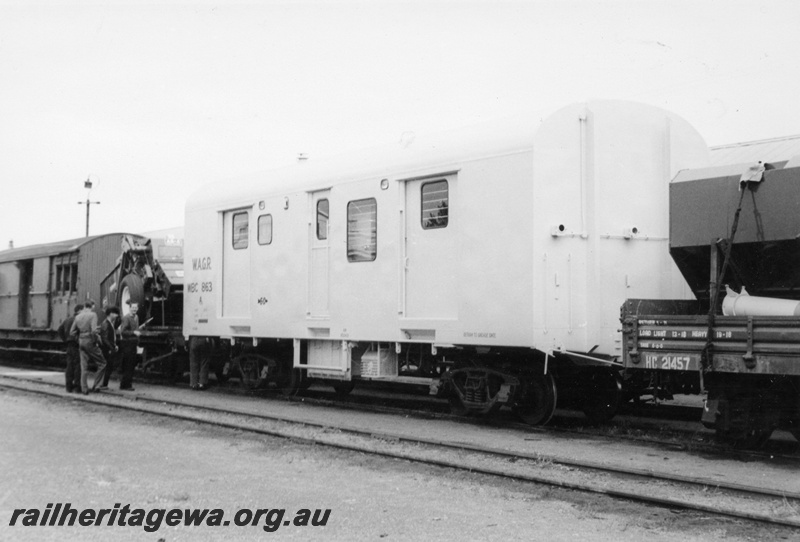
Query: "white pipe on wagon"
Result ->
[[722, 285, 800, 316]]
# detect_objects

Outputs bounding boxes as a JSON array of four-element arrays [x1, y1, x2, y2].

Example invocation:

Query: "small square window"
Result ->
[[258, 214, 273, 245], [422, 180, 448, 229], [232, 212, 249, 249]]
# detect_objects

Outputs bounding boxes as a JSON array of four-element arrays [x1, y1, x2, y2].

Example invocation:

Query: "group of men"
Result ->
[[57, 299, 141, 395]]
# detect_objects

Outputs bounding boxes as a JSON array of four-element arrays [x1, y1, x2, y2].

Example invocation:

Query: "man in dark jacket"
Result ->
[[118, 301, 141, 391], [99, 306, 120, 389], [57, 304, 83, 392]]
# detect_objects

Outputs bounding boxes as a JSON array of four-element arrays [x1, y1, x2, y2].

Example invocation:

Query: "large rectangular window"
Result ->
[[55, 263, 78, 294], [316, 199, 329, 240], [421, 180, 449, 229], [258, 214, 273, 245], [347, 198, 377, 262], [232, 212, 249, 249]]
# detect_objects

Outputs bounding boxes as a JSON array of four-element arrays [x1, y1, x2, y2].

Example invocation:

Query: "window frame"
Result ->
[[232, 211, 249, 250], [421, 179, 449, 230], [257, 214, 273, 246], [316, 199, 329, 240], [346, 197, 377, 263], [69, 264, 77, 293], [157, 245, 183, 260], [55, 265, 64, 295]]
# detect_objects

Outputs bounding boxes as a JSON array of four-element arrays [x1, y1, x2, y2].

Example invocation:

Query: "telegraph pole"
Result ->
[[78, 177, 100, 237]]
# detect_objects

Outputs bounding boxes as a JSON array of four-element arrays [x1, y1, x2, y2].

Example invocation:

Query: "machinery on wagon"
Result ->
[[622, 160, 800, 446], [102, 233, 186, 374], [183, 100, 710, 425]]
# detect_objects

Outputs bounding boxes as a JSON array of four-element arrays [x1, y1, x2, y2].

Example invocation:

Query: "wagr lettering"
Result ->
[[192, 257, 212, 271]]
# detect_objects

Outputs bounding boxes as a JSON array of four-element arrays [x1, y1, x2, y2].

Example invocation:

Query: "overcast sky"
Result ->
[[2, 0, 798, 248]]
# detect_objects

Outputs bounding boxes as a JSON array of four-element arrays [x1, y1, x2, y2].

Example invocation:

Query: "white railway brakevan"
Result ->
[[183, 100, 710, 424]]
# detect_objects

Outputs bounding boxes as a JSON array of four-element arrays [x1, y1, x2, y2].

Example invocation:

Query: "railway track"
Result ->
[[225, 382, 800, 463], [154, 373, 800, 462], [2, 373, 799, 531], [4, 357, 799, 460]]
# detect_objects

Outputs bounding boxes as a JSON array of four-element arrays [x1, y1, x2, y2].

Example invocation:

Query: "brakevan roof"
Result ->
[[710, 134, 800, 166], [186, 110, 543, 211], [187, 100, 708, 212], [0, 233, 138, 264]]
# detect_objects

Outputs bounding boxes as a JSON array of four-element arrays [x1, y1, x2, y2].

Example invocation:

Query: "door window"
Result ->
[[316, 199, 329, 240], [258, 214, 273, 245], [421, 180, 449, 229], [232, 212, 249, 249], [347, 198, 377, 262]]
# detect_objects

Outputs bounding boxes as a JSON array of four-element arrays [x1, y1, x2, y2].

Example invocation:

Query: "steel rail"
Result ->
[[2, 377, 799, 530], [1, 371, 798, 486], [64, 385, 800, 500], [114, 373, 800, 465], [2, 364, 797, 464], [247, 384, 800, 465], [0, 358, 747, 448]]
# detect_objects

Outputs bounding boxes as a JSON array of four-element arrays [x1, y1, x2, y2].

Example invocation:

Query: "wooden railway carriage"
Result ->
[[183, 100, 710, 424], [0, 233, 144, 357]]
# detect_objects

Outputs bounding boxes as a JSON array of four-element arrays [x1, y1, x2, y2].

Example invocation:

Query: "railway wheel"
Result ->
[[214, 365, 231, 384], [332, 380, 355, 397], [714, 392, 777, 449], [717, 425, 774, 449], [275, 359, 305, 396], [235, 354, 271, 390], [581, 370, 622, 424], [512, 372, 557, 425], [789, 415, 800, 444], [119, 275, 145, 315], [448, 393, 470, 417]]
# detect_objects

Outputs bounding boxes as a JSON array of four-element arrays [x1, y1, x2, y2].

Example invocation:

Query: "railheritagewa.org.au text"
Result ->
[[9, 503, 331, 533]]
